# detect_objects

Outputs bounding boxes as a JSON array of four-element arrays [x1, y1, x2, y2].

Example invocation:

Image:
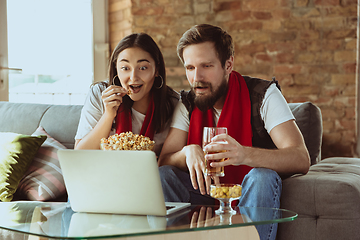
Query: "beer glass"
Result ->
[[202, 127, 227, 177]]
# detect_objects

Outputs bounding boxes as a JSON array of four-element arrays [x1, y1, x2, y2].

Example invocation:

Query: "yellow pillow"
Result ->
[[0, 133, 47, 202]]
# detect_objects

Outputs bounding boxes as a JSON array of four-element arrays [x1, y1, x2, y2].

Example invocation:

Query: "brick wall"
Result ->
[[108, 0, 358, 159]]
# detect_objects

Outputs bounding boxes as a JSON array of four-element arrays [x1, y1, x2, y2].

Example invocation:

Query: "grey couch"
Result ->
[[0, 101, 359, 240]]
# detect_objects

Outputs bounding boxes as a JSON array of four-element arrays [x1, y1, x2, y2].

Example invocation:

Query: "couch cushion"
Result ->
[[281, 157, 360, 217], [288, 102, 322, 165], [16, 127, 67, 201], [0, 133, 46, 202], [40, 105, 83, 149], [279, 157, 360, 239]]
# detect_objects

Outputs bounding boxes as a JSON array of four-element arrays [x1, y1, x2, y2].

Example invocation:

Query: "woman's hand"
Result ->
[[101, 85, 128, 118]]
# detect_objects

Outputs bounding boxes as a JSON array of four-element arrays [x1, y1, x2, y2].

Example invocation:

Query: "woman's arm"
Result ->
[[75, 84, 127, 149]]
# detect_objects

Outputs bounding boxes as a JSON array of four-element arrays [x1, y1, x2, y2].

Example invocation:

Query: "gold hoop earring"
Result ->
[[112, 75, 118, 85], [156, 75, 164, 89]]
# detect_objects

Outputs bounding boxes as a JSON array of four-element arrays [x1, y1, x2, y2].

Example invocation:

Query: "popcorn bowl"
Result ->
[[210, 184, 242, 215], [100, 132, 155, 151], [100, 142, 154, 151]]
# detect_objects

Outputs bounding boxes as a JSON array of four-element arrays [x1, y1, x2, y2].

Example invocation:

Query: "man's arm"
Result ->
[[206, 119, 310, 176], [158, 127, 211, 195]]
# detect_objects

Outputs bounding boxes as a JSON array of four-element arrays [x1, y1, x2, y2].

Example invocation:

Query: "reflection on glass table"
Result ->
[[0, 201, 297, 239]]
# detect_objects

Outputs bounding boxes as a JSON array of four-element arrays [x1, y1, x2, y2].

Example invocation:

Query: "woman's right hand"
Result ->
[[101, 85, 128, 118]]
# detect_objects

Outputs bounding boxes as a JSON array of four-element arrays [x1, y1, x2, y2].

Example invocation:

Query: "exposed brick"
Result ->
[[109, 10, 125, 23], [324, 29, 356, 39], [293, 74, 313, 85], [315, 0, 340, 6], [321, 6, 357, 17], [274, 65, 302, 74], [132, 6, 164, 16], [267, 42, 297, 53], [331, 74, 356, 84], [281, 85, 320, 96], [214, 1, 241, 12], [272, 9, 291, 19], [296, 0, 309, 7], [297, 52, 316, 63], [262, 20, 282, 31], [343, 63, 356, 73], [271, 31, 297, 42], [300, 30, 320, 40], [345, 39, 357, 50], [255, 53, 272, 62], [283, 20, 311, 30], [334, 50, 357, 62], [108, 0, 360, 158], [195, 3, 211, 14], [313, 17, 345, 29], [276, 52, 295, 63], [252, 12, 273, 20], [109, 0, 131, 13], [243, 0, 279, 10], [292, 8, 321, 18], [315, 51, 334, 63], [322, 86, 340, 97], [238, 43, 266, 55]]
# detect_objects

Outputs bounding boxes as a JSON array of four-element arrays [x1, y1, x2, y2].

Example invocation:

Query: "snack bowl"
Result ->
[[100, 142, 154, 151], [210, 184, 242, 215]]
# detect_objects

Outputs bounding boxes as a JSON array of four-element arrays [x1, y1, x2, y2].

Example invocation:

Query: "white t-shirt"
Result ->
[[171, 84, 295, 134], [75, 83, 179, 156]]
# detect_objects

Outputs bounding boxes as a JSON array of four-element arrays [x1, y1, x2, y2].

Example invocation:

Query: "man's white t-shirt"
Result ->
[[171, 84, 295, 135], [75, 83, 177, 155]]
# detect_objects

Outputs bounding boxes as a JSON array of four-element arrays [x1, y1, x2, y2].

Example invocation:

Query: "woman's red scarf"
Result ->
[[187, 71, 253, 184], [115, 94, 155, 140]]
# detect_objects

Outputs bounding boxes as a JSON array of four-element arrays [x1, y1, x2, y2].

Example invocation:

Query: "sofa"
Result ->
[[0, 101, 360, 240]]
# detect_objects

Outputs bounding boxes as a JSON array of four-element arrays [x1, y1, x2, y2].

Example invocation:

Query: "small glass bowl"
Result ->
[[210, 184, 242, 215]]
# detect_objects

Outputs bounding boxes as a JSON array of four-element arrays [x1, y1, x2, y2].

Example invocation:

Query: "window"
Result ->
[[3, 0, 108, 105]]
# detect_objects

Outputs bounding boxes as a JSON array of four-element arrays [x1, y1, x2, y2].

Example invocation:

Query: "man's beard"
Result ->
[[191, 76, 228, 112]]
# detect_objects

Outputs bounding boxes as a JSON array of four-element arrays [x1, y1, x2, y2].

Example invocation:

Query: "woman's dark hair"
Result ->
[[107, 33, 177, 133], [177, 24, 234, 68]]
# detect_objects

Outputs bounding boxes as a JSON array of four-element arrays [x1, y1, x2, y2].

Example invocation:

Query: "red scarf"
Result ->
[[115, 95, 155, 140], [187, 71, 253, 184]]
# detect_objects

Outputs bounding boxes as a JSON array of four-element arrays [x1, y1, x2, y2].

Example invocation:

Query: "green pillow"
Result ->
[[0, 133, 47, 202]]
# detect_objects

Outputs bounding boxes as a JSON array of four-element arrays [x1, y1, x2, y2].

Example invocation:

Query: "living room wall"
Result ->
[[108, 0, 358, 159]]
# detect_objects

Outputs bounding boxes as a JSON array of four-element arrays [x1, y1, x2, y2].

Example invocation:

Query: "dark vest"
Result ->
[[180, 76, 280, 149]]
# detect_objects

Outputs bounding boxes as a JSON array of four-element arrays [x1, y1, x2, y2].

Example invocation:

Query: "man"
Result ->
[[158, 24, 310, 240]]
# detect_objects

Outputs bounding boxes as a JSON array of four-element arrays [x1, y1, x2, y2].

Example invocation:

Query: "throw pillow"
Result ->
[[0, 133, 47, 202], [17, 127, 67, 201]]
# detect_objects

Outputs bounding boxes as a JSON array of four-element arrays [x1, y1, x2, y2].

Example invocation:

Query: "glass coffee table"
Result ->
[[0, 201, 297, 240]]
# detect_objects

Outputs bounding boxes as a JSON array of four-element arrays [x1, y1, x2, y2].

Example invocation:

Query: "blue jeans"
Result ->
[[159, 166, 282, 240]]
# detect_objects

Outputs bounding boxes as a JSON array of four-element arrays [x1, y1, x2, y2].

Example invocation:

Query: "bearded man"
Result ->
[[158, 24, 310, 240]]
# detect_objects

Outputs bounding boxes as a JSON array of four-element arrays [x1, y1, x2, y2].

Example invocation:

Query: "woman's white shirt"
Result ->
[[75, 83, 175, 156]]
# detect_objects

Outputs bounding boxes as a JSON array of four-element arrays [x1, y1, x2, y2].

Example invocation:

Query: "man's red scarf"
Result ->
[[115, 95, 155, 140], [187, 71, 253, 184]]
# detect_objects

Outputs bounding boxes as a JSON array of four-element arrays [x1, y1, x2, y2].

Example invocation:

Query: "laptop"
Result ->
[[57, 149, 190, 216]]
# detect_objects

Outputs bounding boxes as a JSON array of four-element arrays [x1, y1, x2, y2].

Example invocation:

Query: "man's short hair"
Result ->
[[177, 24, 234, 68]]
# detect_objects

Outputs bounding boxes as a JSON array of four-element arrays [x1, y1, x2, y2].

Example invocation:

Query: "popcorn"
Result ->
[[100, 132, 155, 151], [210, 184, 242, 199]]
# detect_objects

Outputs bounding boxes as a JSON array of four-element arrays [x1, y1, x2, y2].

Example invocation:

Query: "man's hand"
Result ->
[[182, 144, 209, 195], [182, 144, 220, 195], [203, 134, 246, 168]]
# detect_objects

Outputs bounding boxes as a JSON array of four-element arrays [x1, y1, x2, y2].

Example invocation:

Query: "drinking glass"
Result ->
[[202, 127, 227, 177]]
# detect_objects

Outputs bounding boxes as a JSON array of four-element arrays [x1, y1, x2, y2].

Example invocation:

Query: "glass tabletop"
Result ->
[[0, 201, 297, 239]]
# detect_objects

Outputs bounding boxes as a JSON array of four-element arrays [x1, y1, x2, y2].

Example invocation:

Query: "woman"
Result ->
[[74, 33, 179, 156]]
